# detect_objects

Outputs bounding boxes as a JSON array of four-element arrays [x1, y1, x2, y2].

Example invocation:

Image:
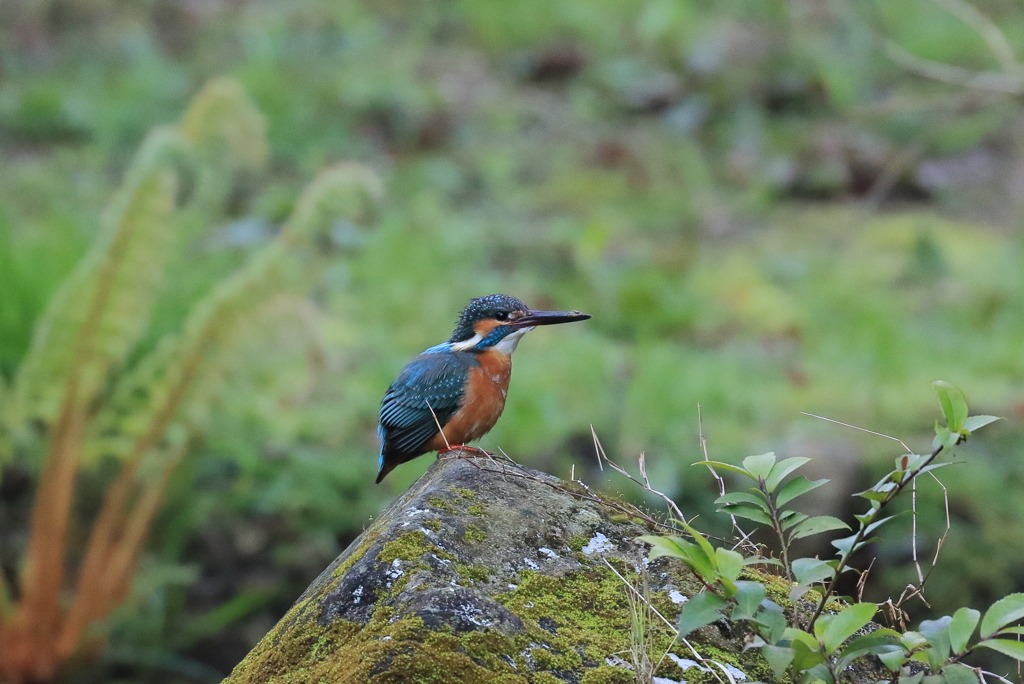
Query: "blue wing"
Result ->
[[377, 348, 478, 481]]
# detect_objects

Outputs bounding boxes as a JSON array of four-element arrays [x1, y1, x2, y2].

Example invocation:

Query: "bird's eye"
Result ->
[[495, 311, 510, 321]]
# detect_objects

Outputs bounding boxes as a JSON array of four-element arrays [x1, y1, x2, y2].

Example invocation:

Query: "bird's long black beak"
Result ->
[[513, 309, 591, 327]]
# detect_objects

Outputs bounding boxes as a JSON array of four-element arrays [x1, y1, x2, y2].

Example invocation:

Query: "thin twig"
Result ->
[[800, 412, 913, 454], [698, 404, 748, 546], [591, 427, 687, 522], [425, 400, 450, 451]]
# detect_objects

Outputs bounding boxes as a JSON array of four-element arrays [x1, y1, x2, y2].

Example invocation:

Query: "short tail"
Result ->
[[375, 459, 398, 484]]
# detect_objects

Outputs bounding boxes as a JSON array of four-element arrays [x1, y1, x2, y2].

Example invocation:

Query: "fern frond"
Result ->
[[61, 163, 383, 651], [180, 77, 268, 174], [8, 128, 190, 433]]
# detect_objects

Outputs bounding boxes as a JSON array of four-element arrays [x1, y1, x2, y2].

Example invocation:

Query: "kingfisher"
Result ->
[[375, 294, 591, 483]]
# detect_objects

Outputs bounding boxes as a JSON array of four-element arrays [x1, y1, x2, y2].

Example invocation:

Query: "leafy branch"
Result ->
[[636, 381, 1010, 684]]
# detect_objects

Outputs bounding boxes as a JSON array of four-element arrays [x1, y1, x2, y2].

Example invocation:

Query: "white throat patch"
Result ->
[[493, 326, 533, 355], [448, 326, 534, 354]]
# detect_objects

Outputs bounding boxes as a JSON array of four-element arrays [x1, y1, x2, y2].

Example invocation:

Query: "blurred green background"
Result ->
[[3, 0, 1024, 680]]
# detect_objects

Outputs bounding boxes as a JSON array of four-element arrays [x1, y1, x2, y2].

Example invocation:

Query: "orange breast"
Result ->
[[425, 351, 512, 451]]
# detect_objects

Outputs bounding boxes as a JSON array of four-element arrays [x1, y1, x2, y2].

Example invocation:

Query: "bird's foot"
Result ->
[[438, 445, 494, 460]]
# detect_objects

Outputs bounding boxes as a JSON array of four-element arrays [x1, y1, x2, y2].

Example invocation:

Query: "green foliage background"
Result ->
[[2, 0, 1024, 680]]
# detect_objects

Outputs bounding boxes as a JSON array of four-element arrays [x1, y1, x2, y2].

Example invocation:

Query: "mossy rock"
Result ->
[[224, 458, 882, 684]]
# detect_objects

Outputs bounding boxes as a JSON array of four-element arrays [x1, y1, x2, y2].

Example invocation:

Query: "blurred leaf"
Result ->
[[821, 603, 877, 653], [949, 607, 980, 654], [677, 591, 728, 637], [932, 381, 968, 433], [980, 593, 1024, 639], [715, 491, 769, 511], [792, 558, 834, 586], [962, 415, 1001, 433], [761, 644, 794, 680], [776, 476, 829, 507], [719, 503, 773, 526], [716, 547, 744, 582], [732, 581, 765, 620], [694, 461, 751, 478], [788, 516, 849, 541], [942, 663, 980, 684], [920, 615, 953, 671], [743, 452, 776, 480], [977, 638, 1024, 661], [764, 457, 810, 492]]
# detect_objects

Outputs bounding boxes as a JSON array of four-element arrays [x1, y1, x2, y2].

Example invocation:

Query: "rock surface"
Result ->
[[224, 456, 880, 684]]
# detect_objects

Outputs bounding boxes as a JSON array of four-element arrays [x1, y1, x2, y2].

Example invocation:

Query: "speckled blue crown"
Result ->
[[449, 294, 528, 343]]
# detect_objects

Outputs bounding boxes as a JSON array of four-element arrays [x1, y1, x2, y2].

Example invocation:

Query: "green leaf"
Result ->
[[920, 616, 952, 671], [901, 631, 928, 650], [962, 415, 1001, 433], [949, 607, 980, 654], [933, 424, 958, 450], [981, 593, 1024, 639], [761, 645, 794, 680], [836, 633, 902, 672], [693, 461, 752, 478], [755, 600, 787, 644], [792, 558, 835, 586], [732, 580, 766, 620], [878, 648, 906, 671], [716, 548, 745, 582], [780, 512, 809, 531], [716, 491, 770, 512], [788, 635, 826, 676], [978, 638, 1024, 661], [677, 591, 729, 637], [675, 519, 718, 572], [832, 534, 859, 557], [743, 452, 776, 480], [803, 662, 835, 684], [765, 457, 811, 492], [719, 503, 773, 526], [784, 626, 820, 649], [789, 584, 812, 604], [933, 381, 968, 432], [821, 603, 877, 653], [902, 672, 925, 684], [776, 476, 829, 507], [638, 535, 717, 584], [789, 516, 850, 541], [637, 535, 693, 561], [942, 663, 981, 684]]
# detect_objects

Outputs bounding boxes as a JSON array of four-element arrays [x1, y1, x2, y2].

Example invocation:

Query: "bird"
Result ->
[[375, 294, 591, 483]]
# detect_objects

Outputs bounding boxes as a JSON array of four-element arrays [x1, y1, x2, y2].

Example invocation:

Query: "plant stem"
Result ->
[[806, 441, 951, 628], [761, 481, 793, 580]]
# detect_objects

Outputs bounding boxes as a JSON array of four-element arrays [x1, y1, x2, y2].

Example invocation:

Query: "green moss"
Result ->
[[580, 665, 635, 684], [427, 497, 456, 513], [746, 567, 795, 608], [567, 534, 589, 552], [527, 674, 565, 684], [378, 531, 453, 564], [329, 533, 380, 580], [423, 518, 442, 532], [467, 503, 488, 516], [451, 487, 477, 499], [495, 568, 637, 665], [456, 563, 492, 584], [463, 524, 487, 543], [227, 531, 779, 684]]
